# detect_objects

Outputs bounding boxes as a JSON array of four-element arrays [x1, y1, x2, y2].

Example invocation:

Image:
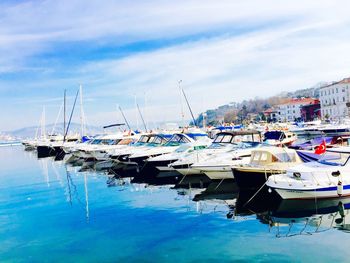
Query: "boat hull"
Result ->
[[191, 165, 233, 180], [274, 186, 350, 200], [233, 167, 284, 189], [37, 145, 56, 158]]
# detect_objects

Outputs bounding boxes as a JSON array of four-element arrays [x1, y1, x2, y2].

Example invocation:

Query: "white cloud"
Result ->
[[1, 0, 350, 130]]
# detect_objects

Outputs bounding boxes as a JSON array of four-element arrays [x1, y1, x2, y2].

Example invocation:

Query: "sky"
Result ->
[[1, 0, 350, 131]]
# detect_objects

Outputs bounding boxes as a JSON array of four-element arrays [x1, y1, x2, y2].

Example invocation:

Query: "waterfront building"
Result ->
[[276, 98, 319, 122], [263, 108, 278, 122], [300, 100, 321, 121], [319, 78, 350, 120]]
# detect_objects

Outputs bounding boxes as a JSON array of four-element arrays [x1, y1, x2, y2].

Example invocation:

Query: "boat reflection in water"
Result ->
[[257, 197, 350, 237], [192, 180, 239, 217]]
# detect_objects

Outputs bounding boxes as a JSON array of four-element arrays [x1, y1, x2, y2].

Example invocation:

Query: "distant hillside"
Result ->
[[195, 82, 327, 126], [3, 123, 105, 139]]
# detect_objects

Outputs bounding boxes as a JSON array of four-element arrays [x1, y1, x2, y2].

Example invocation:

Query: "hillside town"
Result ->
[[198, 77, 350, 125]]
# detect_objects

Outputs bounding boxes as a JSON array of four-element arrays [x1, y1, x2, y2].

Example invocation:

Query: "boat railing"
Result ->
[[272, 170, 334, 187]]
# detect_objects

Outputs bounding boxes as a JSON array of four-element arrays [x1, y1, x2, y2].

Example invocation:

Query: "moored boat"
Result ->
[[266, 147, 350, 199], [233, 147, 302, 189]]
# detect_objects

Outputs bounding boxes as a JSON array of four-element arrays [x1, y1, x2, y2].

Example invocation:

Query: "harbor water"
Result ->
[[2, 146, 350, 262]]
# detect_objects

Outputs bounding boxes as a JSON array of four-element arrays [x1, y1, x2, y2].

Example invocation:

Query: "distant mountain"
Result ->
[[3, 123, 105, 139]]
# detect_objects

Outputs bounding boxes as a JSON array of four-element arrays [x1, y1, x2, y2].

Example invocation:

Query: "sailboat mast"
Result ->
[[137, 103, 147, 132], [178, 80, 185, 127], [134, 95, 139, 131], [64, 89, 66, 140], [118, 106, 131, 131], [79, 84, 85, 136], [64, 89, 79, 140], [181, 87, 197, 127], [42, 106, 46, 139]]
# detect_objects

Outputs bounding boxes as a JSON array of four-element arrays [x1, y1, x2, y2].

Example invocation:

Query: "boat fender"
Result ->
[[332, 171, 341, 177], [268, 188, 272, 193], [293, 172, 301, 178], [337, 180, 343, 197]]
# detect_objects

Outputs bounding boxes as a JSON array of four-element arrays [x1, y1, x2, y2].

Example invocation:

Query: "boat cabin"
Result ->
[[208, 130, 261, 149], [133, 134, 172, 146], [250, 148, 302, 166], [164, 133, 208, 147]]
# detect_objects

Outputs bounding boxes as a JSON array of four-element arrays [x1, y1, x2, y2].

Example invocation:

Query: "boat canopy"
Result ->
[[214, 125, 243, 131], [290, 136, 333, 150], [164, 133, 193, 146], [250, 148, 300, 165], [213, 130, 261, 144], [133, 134, 171, 146]]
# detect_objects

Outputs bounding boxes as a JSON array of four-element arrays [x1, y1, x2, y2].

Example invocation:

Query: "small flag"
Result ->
[[314, 140, 326, 155]]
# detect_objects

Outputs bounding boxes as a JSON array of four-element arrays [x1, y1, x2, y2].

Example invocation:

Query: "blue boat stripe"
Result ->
[[274, 184, 350, 192]]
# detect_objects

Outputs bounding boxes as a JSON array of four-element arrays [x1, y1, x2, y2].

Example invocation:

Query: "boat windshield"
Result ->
[[164, 134, 191, 146], [186, 134, 208, 141], [148, 136, 167, 145], [213, 134, 234, 143], [117, 138, 133, 145], [138, 135, 151, 143], [318, 152, 350, 166], [207, 142, 234, 149], [133, 135, 155, 146], [95, 139, 122, 145], [91, 139, 102, 145], [264, 131, 285, 141], [234, 141, 260, 149], [175, 145, 191, 153], [274, 152, 298, 162], [213, 133, 259, 144]]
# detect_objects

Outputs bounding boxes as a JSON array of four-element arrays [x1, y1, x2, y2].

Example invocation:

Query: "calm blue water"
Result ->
[[1, 147, 350, 262]]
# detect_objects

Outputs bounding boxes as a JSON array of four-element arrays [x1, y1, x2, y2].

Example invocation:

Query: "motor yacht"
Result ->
[[190, 142, 261, 180], [128, 130, 209, 168], [170, 130, 261, 177], [233, 147, 302, 189], [266, 147, 350, 199], [151, 141, 210, 173], [263, 130, 297, 147], [95, 133, 172, 171]]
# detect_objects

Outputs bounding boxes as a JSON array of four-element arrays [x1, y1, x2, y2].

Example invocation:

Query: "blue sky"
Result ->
[[1, 0, 350, 131]]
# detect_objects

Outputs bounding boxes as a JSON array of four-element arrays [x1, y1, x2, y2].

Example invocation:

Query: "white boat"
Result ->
[[171, 130, 261, 177], [109, 133, 172, 161], [266, 147, 350, 199], [67, 133, 124, 164], [233, 147, 302, 189], [95, 133, 172, 171], [190, 145, 259, 180], [88, 134, 139, 161], [290, 120, 323, 138], [22, 139, 39, 151], [263, 130, 297, 146], [127, 130, 210, 167], [150, 141, 210, 172]]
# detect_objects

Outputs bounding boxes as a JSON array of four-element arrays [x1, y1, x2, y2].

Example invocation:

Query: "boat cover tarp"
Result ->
[[290, 136, 333, 150], [296, 150, 320, 162]]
